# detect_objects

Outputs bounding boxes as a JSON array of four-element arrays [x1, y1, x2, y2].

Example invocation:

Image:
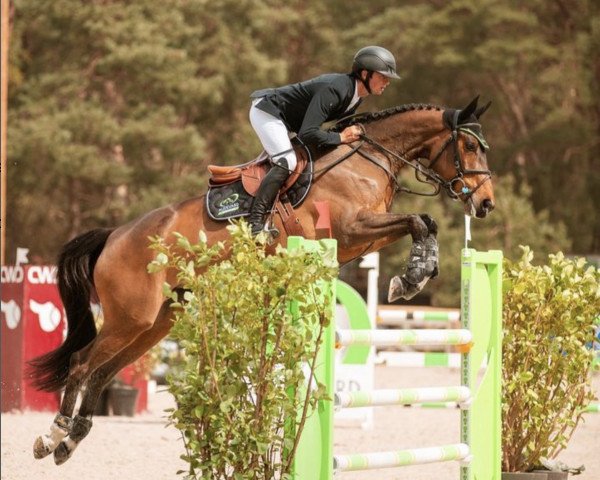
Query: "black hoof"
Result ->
[[53, 441, 72, 465]]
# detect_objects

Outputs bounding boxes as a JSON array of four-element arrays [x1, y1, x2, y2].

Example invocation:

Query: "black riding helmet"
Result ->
[[353, 46, 401, 80], [352, 46, 400, 94]]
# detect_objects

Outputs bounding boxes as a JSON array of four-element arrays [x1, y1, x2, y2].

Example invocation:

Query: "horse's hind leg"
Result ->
[[52, 292, 165, 465], [78, 301, 174, 418], [33, 341, 96, 459]]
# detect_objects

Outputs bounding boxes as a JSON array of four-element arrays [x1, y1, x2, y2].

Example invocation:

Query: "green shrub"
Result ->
[[148, 224, 338, 479], [502, 247, 600, 472]]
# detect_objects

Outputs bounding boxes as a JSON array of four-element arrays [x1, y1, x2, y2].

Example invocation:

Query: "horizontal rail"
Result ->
[[333, 443, 470, 472], [378, 309, 460, 323], [401, 401, 460, 409], [335, 386, 471, 409], [336, 329, 472, 348], [377, 351, 462, 368]]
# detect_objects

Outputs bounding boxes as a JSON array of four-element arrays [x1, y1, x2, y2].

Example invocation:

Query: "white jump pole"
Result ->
[[335, 386, 471, 409], [336, 328, 473, 348], [333, 443, 471, 472]]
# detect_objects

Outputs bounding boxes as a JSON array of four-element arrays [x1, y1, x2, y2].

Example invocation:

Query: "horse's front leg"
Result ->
[[347, 211, 439, 301]]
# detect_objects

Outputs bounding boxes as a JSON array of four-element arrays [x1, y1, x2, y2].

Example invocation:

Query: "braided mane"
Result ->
[[331, 103, 443, 132]]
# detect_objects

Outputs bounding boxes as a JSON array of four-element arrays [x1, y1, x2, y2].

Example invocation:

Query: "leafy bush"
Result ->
[[502, 247, 600, 472], [148, 224, 338, 479]]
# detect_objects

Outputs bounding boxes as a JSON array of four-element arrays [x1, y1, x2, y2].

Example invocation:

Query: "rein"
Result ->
[[357, 115, 492, 200], [275, 110, 492, 201]]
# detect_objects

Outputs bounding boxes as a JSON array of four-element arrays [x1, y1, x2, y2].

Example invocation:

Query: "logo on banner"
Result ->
[[0, 265, 58, 284], [29, 300, 62, 332], [1, 300, 22, 329], [28, 266, 58, 284], [1, 266, 24, 283]]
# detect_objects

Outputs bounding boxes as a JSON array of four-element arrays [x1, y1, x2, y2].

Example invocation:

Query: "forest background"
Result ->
[[5, 0, 600, 305]]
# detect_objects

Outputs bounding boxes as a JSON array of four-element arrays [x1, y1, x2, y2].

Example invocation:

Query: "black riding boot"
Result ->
[[247, 158, 290, 236]]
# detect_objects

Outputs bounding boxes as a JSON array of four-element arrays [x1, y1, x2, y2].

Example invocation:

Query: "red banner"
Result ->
[[1, 265, 147, 413]]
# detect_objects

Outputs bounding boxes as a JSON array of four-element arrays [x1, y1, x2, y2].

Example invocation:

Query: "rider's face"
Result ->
[[369, 72, 391, 95]]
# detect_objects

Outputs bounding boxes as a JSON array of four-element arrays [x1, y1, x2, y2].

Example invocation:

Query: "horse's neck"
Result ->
[[365, 110, 445, 163]]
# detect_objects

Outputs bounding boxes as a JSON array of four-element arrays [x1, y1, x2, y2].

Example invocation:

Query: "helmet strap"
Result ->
[[360, 70, 373, 95]]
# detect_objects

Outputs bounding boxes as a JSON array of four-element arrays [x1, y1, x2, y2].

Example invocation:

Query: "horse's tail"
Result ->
[[28, 228, 114, 392]]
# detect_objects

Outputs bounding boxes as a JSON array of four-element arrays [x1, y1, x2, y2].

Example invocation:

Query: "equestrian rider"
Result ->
[[247, 45, 401, 236]]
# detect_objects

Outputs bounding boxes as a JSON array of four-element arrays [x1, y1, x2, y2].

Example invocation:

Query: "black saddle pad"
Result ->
[[206, 161, 313, 221]]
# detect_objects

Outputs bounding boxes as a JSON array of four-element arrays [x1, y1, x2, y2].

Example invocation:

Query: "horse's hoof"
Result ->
[[53, 440, 75, 465], [33, 416, 72, 459], [52, 414, 92, 465], [388, 276, 402, 302], [388, 275, 430, 302], [33, 436, 52, 459]]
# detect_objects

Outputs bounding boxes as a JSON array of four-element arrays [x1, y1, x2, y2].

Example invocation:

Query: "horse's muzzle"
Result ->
[[476, 198, 495, 218]]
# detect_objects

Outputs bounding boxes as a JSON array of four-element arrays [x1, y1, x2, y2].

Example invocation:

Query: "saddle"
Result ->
[[206, 141, 313, 236]]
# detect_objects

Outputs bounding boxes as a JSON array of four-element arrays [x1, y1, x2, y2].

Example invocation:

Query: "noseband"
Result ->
[[358, 110, 492, 200]]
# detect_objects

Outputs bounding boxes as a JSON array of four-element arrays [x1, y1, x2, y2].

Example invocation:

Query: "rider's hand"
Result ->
[[340, 125, 362, 144]]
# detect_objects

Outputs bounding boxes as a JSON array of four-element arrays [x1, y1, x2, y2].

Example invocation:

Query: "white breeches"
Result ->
[[249, 99, 298, 170]]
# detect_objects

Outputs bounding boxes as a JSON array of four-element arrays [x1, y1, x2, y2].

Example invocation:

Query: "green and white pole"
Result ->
[[333, 444, 471, 472], [335, 386, 471, 409]]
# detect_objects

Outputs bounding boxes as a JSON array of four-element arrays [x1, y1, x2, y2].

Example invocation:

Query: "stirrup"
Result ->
[[250, 218, 280, 242], [251, 224, 280, 240]]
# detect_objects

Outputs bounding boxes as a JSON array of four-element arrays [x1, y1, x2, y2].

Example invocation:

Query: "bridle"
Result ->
[[357, 109, 492, 200]]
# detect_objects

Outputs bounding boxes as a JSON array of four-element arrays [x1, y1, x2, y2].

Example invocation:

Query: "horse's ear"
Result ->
[[457, 95, 480, 123], [475, 101, 492, 119]]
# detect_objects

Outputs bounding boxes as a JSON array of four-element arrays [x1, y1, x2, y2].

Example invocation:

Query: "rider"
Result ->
[[247, 45, 401, 236]]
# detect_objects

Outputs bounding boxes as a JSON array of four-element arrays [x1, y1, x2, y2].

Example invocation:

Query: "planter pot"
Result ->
[[108, 385, 139, 417], [502, 472, 568, 480], [502, 473, 549, 480], [532, 472, 568, 480]]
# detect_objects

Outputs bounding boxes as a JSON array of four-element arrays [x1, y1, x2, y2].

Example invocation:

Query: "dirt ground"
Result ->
[[2, 367, 599, 480]]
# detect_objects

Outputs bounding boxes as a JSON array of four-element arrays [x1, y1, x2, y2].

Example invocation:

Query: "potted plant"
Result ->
[[108, 345, 162, 416], [501, 247, 599, 479]]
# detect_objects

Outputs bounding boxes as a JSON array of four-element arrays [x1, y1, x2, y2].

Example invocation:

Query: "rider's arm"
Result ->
[[297, 85, 345, 147]]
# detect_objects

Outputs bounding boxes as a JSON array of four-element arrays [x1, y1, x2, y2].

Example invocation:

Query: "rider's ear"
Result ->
[[475, 101, 492, 119]]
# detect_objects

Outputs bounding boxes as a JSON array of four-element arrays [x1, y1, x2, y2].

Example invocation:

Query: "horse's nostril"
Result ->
[[482, 199, 495, 212]]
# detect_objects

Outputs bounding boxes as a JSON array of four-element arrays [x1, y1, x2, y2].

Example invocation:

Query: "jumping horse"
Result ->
[[30, 96, 495, 464]]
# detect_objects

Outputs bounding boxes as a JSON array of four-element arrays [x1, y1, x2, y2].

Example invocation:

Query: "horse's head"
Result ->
[[427, 96, 495, 218], [329, 97, 495, 218]]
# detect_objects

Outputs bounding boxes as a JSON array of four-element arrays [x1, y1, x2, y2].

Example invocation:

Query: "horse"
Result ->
[[29, 96, 495, 465]]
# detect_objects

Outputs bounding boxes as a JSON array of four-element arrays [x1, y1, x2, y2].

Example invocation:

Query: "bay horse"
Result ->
[[30, 96, 495, 465]]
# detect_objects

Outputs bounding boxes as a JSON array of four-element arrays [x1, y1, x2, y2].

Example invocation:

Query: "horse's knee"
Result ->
[[409, 214, 429, 242], [419, 214, 438, 236]]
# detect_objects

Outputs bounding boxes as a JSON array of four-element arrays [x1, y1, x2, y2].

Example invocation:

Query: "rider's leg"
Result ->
[[247, 157, 291, 235], [248, 100, 297, 235]]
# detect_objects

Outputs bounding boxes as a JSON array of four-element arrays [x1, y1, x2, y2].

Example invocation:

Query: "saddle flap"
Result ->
[[208, 151, 270, 186], [207, 165, 241, 185]]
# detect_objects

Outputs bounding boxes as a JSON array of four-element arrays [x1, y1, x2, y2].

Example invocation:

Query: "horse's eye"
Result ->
[[465, 140, 477, 152]]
